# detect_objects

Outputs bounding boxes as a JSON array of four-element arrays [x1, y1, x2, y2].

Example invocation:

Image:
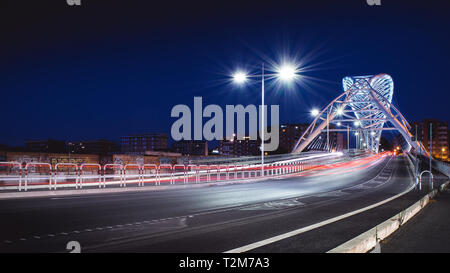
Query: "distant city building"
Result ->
[[336, 132, 346, 151], [120, 133, 168, 155], [278, 124, 309, 153], [69, 139, 118, 155], [218, 135, 260, 156], [410, 119, 448, 160], [392, 133, 408, 152], [26, 139, 66, 153], [172, 140, 208, 156]]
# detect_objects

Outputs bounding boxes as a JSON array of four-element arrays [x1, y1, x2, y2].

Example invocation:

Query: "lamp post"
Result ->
[[326, 108, 330, 152], [429, 123, 432, 186], [232, 62, 299, 177], [261, 63, 265, 176], [68, 142, 72, 162], [347, 125, 350, 150], [370, 131, 376, 152]]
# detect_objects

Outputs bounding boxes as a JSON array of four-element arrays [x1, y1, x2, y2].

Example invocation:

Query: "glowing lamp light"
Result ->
[[232, 71, 247, 84], [354, 121, 360, 127], [371, 131, 376, 136], [311, 109, 320, 117], [277, 64, 297, 82], [336, 107, 344, 116], [337, 122, 342, 126]]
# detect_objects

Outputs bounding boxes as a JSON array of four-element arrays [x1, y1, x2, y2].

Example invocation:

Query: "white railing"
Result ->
[[0, 152, 345, 191]]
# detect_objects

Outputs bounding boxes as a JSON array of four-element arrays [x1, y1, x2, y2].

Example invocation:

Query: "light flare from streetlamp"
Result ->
[[232, 71, 248, 84], [311, 108, 319, 117], [276, 63, 298, 82]]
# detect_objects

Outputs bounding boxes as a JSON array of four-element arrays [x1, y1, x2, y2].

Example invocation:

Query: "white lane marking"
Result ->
[[48, 234, 55, 237], [60, 232, 68, 235], [33, 236, 40, 239], [50, 196, 100, 200], [224, 182, 415, 253]]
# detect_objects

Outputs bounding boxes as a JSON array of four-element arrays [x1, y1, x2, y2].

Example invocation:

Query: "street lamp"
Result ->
[[232, 71, 247, 84], [232, 62, 299, 177], [276, 64, 297, 82], [310, 108, 319, 117]]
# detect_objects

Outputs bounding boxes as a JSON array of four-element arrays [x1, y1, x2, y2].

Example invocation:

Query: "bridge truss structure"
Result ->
[[292, 74, 429, 156]]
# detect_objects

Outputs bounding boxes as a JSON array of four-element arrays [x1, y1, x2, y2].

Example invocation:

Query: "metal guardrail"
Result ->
[[0, 152, 345, 192], [432, 159, 450, 178], [411, 153, 450, 179]]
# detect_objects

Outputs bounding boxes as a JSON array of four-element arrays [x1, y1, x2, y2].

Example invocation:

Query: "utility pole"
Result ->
[[347, 125, 349, 150], [326, 109, 329, 152], [261, 63, 264, 177], [415, 124, 418, 177], [429, 123, 432, 187], [68, 142, 71, 163]]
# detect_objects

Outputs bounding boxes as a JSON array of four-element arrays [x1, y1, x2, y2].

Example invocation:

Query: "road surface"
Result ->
[[0, 155, 421, 253]]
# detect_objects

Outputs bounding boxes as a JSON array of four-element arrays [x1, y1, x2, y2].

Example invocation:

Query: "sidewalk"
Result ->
[[381, 185, 450, 253]]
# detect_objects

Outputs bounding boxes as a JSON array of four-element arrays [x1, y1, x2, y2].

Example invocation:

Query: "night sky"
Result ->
[[2, 0, 450, 146]]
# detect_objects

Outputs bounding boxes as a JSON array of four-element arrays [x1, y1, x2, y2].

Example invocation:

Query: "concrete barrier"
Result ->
[[328, 182, 449, 253]]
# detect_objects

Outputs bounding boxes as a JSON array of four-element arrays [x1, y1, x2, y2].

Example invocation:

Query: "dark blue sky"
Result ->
[[2, 0, 449, 146]]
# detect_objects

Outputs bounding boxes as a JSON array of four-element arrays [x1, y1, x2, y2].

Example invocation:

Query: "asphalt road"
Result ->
[[380, 185, 450, 253], [0, 154, 420, 253]]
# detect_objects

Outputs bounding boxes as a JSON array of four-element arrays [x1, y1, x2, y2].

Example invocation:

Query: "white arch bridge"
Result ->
[[292, 74, 429, 156]]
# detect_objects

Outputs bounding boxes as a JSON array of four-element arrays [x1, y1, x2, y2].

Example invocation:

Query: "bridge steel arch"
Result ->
[[292, 74, 428, 156]]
